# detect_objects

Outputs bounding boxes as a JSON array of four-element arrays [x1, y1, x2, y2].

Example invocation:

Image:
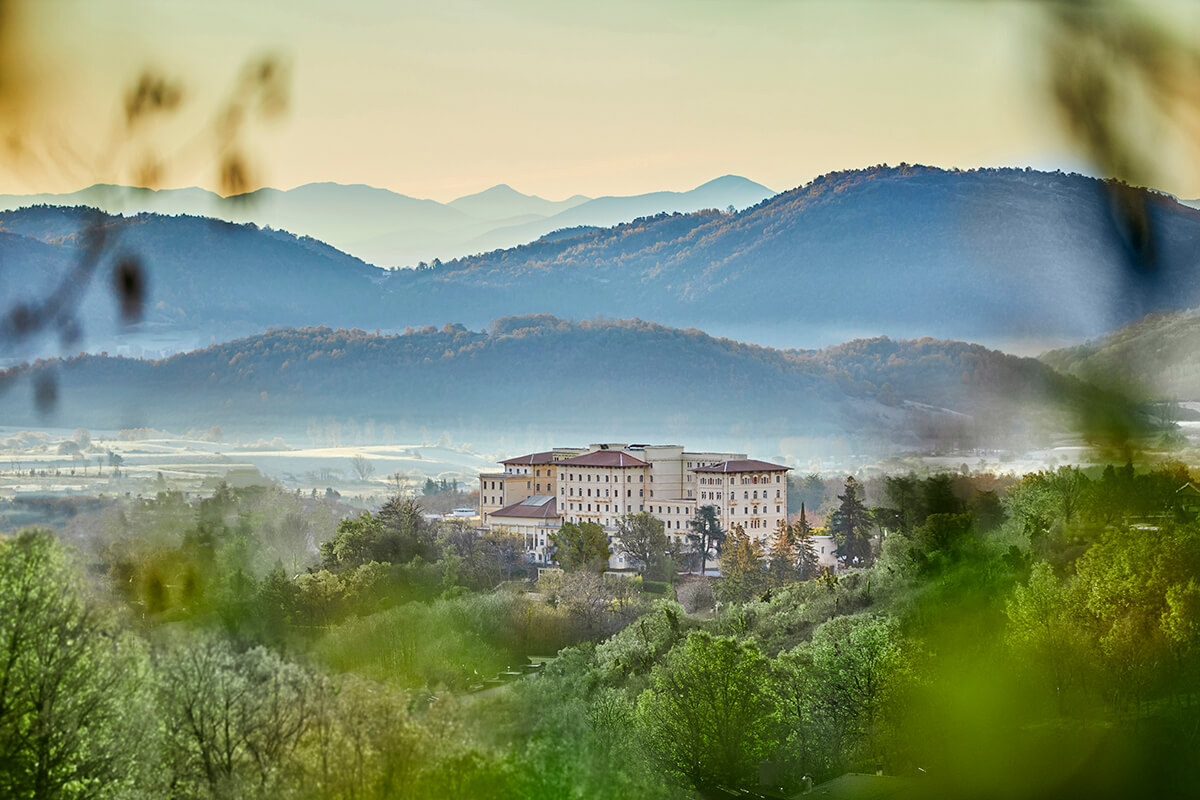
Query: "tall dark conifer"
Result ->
[[830, 476, 873, 566]]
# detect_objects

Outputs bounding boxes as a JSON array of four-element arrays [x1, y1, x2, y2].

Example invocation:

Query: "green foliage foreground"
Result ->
[[1, 464, 1199, 799]]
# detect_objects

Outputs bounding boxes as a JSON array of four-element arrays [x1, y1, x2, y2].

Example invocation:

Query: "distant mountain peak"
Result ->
[[453, 183, 533, 203], [693, 174, 773, 194]]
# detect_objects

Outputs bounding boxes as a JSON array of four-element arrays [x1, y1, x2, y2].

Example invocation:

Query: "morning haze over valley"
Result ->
[[1, 2, 1199, 799]]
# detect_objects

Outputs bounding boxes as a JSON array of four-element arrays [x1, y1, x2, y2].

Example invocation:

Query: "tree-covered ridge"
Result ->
[[378, 164, 1200, 342], [0, 204, 387, 349], [5, 165, 1200, 360], [0, 316, 1142, 449], [1041, 307, 1200, 400]]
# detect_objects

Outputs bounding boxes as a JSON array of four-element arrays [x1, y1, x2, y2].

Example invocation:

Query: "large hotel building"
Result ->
[[477, 442, 802, 570]]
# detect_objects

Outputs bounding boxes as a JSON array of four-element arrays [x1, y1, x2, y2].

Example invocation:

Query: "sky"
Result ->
[[2, 0, 1197, 201]]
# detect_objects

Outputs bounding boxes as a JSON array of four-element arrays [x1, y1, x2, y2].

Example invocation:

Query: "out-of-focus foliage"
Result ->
[[0, 530, 155, 800], [4, 462, 1200, 797]]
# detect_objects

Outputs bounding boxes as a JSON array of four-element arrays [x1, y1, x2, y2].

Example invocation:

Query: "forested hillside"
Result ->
[[0, 317, 1139, 452], [0, 205, 388, 355], [4, 166, 1200, 361], [377, 165, 1200, 347], [1041, 309, 1200, 399]]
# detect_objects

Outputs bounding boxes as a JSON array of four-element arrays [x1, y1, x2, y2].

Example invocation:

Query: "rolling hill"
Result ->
[[1041, 309, 1200, 400], [0, 316, 1139, 458], [4, 165, 1200, 363]]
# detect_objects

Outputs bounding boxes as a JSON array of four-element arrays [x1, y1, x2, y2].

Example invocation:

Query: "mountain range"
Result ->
[[3, 165, 1199, 362], [0, 316, 1138, 459], [0, 175, 774, 267]]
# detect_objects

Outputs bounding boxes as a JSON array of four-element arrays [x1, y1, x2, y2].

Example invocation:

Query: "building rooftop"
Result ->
[[693, 459, 791, 473], [490, 495, 559, 519], [501, 451, 559, 465], [558, 451, 650, 468]]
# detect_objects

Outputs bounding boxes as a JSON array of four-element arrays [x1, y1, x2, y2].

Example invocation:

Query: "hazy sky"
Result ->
[[4, 0, 1197, 201]]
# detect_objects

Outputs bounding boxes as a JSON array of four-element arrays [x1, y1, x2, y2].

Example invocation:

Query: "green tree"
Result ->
[[375, 496, 434, 564], [687, 504, 725, 576], [717, 525, 767, 604], [636, 632, 777, 791], [793, 503, 820, 580], [830, 476, 873, 566], [616, 512, 669, 579], [768, 519, 797, 586], [550, 520, 610, 572], [0, 530, 155, 800], [159, 638, 321, 798], [776, 614, 902, 777], [319, 510, 384, 569], [1046, 466, 1088, 525], [1005, 561, 1088, 714]]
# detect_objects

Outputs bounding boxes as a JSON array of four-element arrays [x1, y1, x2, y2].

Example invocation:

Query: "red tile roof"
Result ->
[[558, 451, 650, 468], [693, 459, 791, 473], [490, 495, 559, 520], [501, 451, 558, 466]]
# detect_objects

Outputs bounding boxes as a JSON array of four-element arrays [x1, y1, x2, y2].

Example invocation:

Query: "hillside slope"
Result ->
[[1041, 309, 1200, 400], [379, 165, 1200, 349], [0, 316, 1132, 455], [4, 165, 1199, 361]]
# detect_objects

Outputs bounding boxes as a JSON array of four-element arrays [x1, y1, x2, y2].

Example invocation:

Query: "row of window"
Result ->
[[697, 475, 783, 486], [562, 487, 645, 498], [559, 471, 649, 483]]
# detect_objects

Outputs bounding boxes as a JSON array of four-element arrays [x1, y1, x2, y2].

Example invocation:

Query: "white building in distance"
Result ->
[[479, 442, 792, 569]]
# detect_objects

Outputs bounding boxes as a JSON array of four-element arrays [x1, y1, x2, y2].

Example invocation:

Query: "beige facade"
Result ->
[[486, 495, 560, 565], [480, 442, 790, 571], [478, 448, 583, 521], [693, 460, 790, 543]]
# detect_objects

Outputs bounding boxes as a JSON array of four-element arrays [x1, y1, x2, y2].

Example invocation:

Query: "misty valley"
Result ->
[[3, 163, 1200, 800]]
